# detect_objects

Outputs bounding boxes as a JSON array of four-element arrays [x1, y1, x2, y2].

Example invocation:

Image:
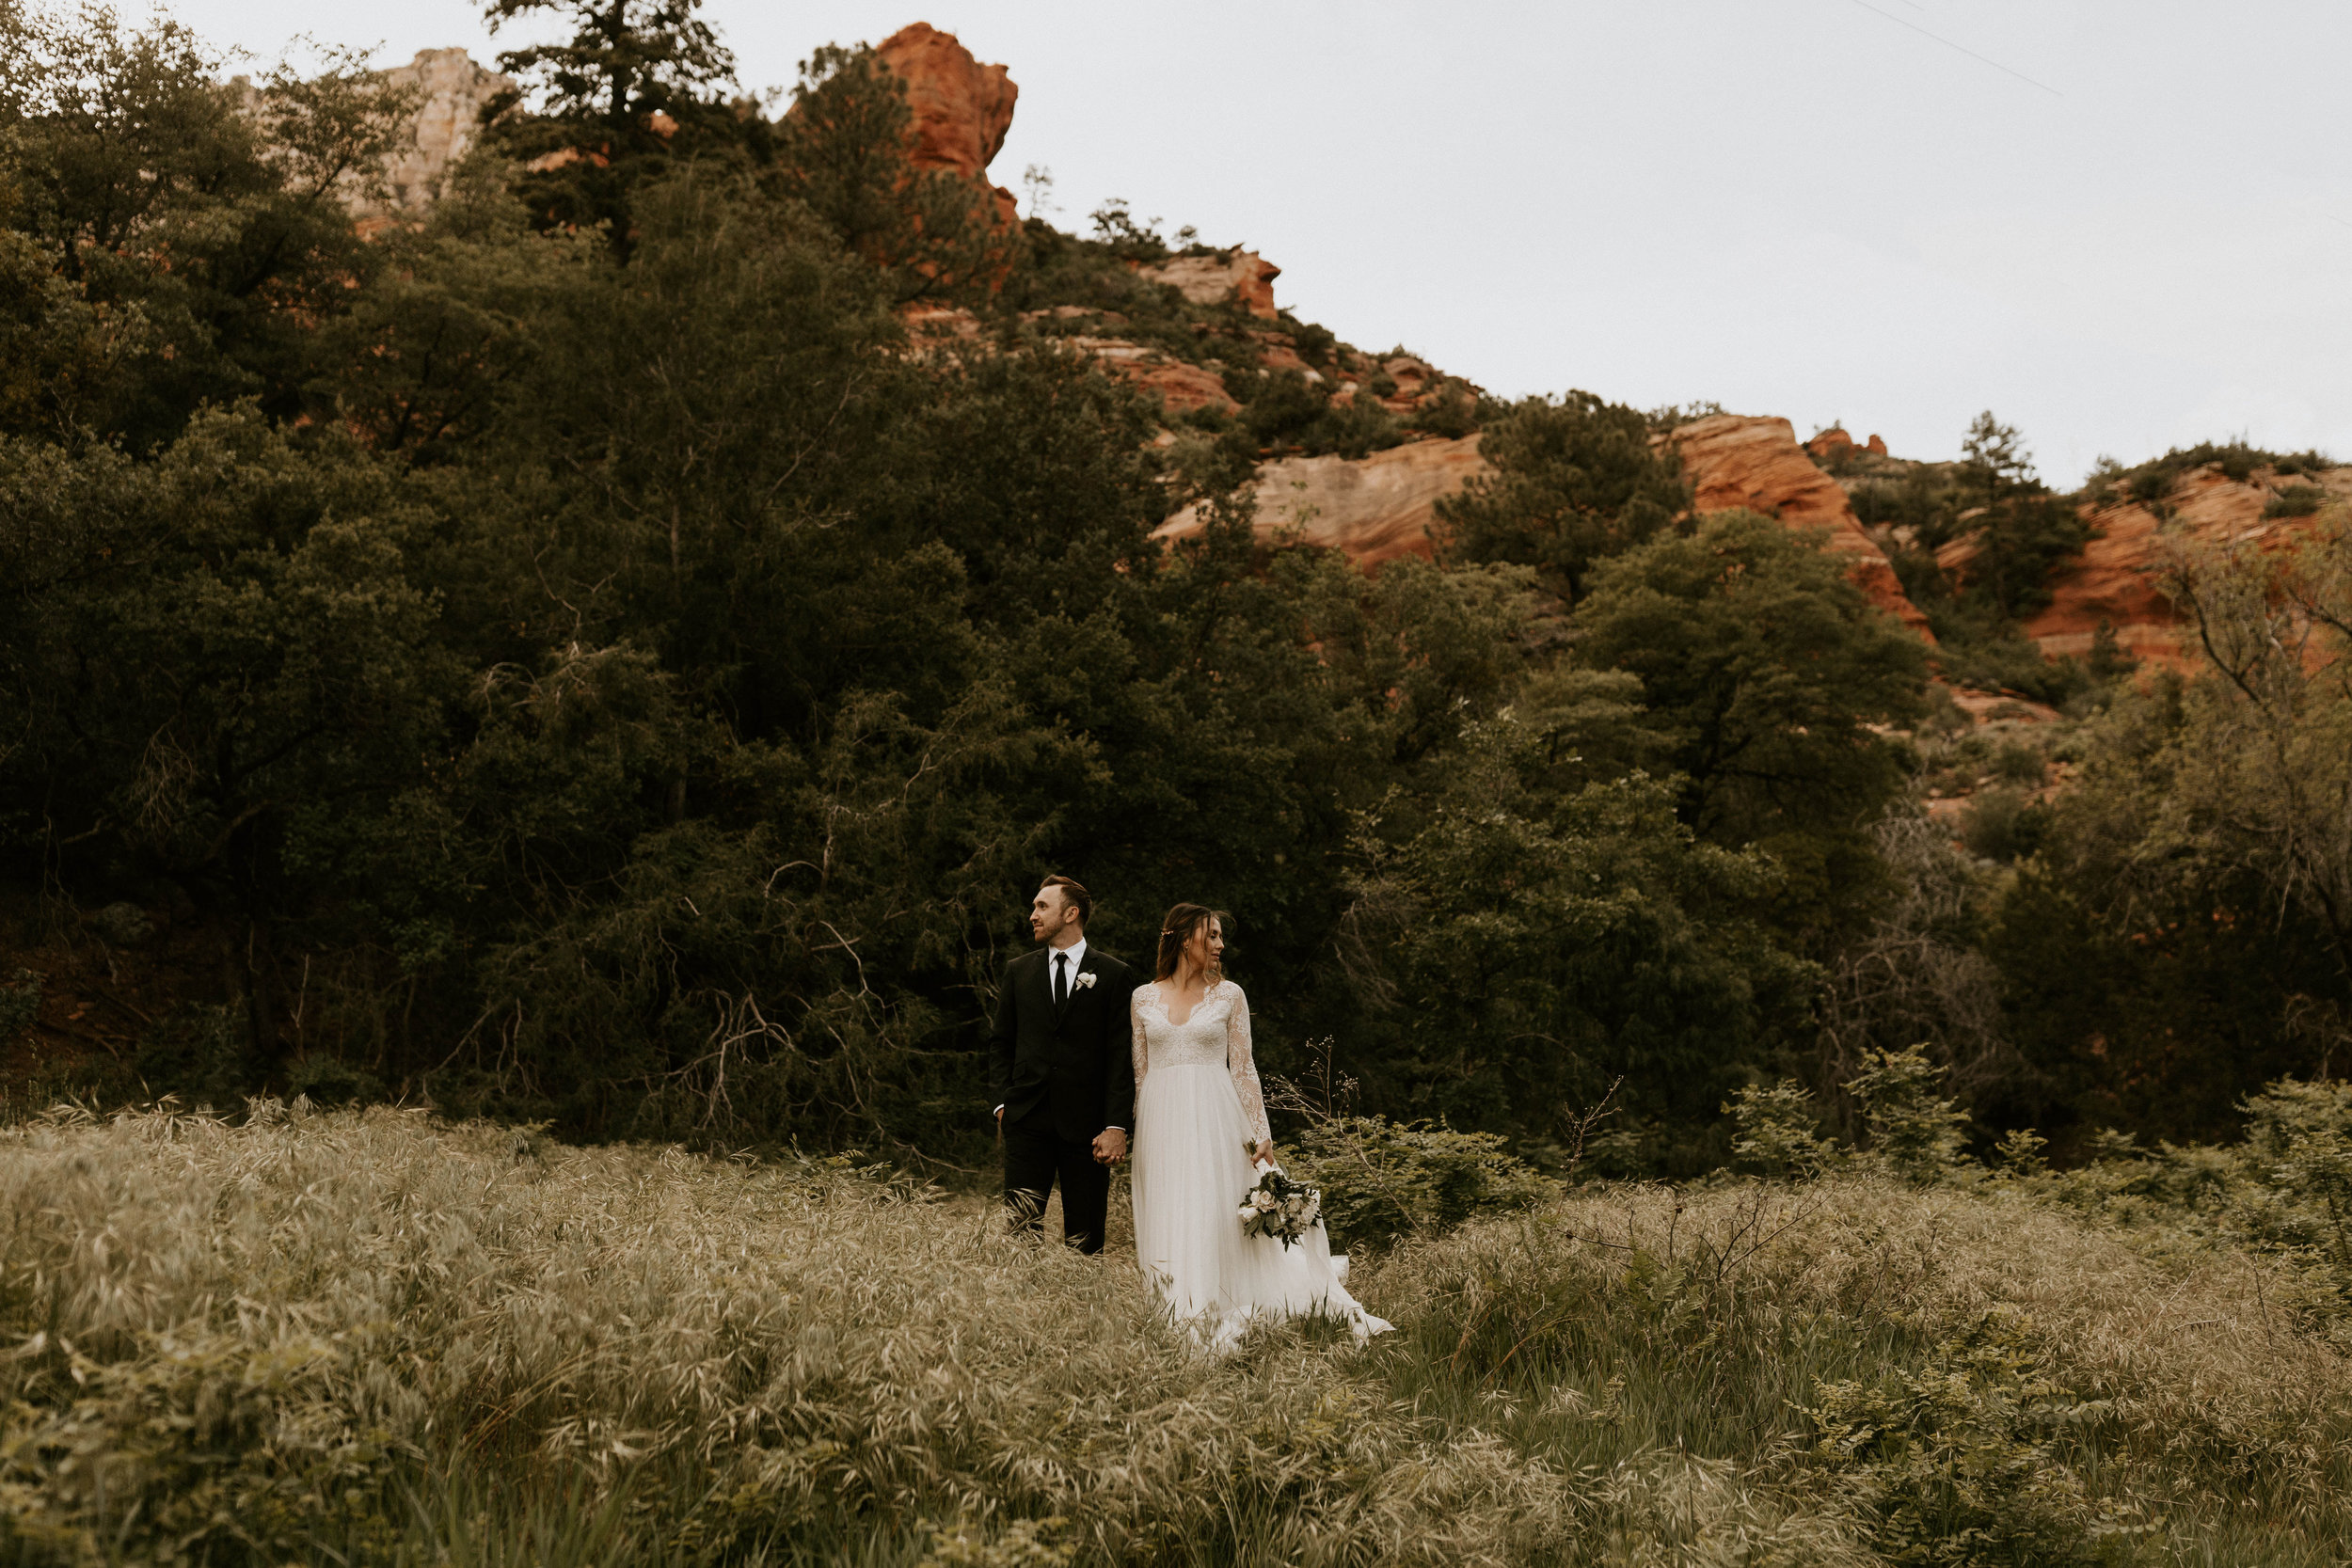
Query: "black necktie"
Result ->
[[1055, 952, 1069, 1006]]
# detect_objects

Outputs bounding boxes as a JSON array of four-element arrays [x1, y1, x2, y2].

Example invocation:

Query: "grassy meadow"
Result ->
[[4, 1102, 2351, 1566]]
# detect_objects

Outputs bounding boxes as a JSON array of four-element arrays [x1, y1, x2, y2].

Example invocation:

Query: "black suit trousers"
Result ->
[[1003, 1106, 1109, 1255]]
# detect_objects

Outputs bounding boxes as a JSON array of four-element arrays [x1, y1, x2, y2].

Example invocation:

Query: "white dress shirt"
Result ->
[[1048, 936, 1088, 1002]]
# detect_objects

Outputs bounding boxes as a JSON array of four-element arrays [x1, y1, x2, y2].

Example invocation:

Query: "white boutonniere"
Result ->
[[1074, 972, 1098, 990]]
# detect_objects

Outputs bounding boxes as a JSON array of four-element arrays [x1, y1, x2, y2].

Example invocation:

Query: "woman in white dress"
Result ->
[[1127, 903, 1391, 1347]]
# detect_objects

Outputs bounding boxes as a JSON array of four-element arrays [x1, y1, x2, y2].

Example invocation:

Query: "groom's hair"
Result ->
[[1039, 875, 1091, 926]]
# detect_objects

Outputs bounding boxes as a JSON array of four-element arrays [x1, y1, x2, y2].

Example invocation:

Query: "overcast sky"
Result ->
[[144, 0, 2351, 483]]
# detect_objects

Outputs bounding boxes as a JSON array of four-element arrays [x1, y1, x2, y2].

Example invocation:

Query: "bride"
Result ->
[[1127, 902, 1391, 1347]]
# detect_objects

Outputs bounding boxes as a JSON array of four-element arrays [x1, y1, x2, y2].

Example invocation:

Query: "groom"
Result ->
[[991, 875, 1139, 1255]]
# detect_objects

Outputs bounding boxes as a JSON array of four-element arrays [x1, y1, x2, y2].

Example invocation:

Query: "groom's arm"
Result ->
[[989, 957, 1020, 1116]]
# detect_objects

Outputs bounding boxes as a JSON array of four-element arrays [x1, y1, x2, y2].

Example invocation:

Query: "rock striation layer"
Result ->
[[1151, 436, 1488, 567], [1664, 415, 1932, 636]]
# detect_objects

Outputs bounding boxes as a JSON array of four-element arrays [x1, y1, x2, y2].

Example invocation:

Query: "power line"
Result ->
[[1847, 0, 2065, 97]]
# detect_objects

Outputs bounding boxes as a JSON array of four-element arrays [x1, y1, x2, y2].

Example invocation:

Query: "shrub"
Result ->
[[1726, 1079, 1835, 1178], [0, 968, 39, 1046], [1806, 1308, 2124, 1567], [2119, 440, 2334, 507], [2242, 1077, 2352, 1280], [1848, 1044, 1971, 1183], [1992, 739, 2045, 785], [1960, 785, 2044, 863], [1284, 1114, 1556, 1251], [1413, 384, 1479, 439], [2264, 484, 2327, 519]]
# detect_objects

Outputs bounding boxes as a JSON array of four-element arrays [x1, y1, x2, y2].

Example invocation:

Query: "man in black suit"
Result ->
[[992, 875, 1140, 1254]]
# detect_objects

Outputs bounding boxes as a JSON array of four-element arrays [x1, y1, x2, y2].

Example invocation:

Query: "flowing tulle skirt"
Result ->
[[1130, 1061, 1392, 1349]]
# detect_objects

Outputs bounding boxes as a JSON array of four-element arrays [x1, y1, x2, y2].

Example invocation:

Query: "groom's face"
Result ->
[[1028, 886, 1079, 945]]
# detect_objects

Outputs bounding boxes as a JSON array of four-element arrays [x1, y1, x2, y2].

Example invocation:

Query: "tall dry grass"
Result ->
[[3, 1104, 2349, 1564]]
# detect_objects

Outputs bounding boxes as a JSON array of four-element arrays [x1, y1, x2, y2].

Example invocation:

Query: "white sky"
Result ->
[[143, 0, 2352, 484]]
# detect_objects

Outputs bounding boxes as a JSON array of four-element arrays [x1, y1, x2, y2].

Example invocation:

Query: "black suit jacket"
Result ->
[[990, 944, 1141, 1143]]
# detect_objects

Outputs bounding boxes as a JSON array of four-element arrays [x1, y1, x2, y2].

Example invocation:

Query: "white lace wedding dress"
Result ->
[[1128, 979, 1391, 1348]]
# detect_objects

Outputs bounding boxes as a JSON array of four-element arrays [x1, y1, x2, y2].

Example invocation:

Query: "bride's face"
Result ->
[[1185, 917, 1224, 975]]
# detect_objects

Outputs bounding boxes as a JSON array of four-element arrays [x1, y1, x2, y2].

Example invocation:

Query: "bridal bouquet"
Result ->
[[1237, 1154, 1324, 1249]]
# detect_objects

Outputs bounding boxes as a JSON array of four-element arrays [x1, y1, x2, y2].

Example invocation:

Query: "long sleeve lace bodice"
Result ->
[[1131, 980, 1271, 1146]]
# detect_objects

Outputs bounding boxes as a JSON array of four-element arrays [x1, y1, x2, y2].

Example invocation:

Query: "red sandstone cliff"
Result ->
[[1147, 415, 1947, 625], [1664, 415, 1932, 636], [1151, 436, 1488, 567], [874, 24, 1020, 225], [2012, 465, 2352, 670]]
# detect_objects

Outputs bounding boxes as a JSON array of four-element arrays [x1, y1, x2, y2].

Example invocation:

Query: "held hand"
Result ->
[[1092, 1128, 1129, 1164], [1251, 1138, 1274, 1165]]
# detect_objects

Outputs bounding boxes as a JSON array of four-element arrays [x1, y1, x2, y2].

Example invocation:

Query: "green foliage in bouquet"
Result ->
[[1237, 1158, 1323, 1248]]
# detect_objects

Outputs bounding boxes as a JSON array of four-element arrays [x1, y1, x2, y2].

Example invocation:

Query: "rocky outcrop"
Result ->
[[1664, 415, 1932, 636], [1135, 250, 1280, 320], [1070, 338, 1238, 414], [874, 23, 1019, 224], [915, 305, 1240, 414], [1151, 436, 1487, 566], [374, 51, 511, 214], [2023, 465, 2352, 669], [1805, 426, 1888, 464]]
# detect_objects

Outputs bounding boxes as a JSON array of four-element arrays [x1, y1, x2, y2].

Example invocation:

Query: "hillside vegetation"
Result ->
[[8, 1090, 2352, 1565], [6, 0, 2350, 1172]]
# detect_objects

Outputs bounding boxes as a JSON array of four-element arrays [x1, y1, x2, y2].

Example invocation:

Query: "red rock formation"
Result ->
[[1664, 415, 1933, 637], [873, 23, 1020, 224], [1068, 337, 1238, 414], [1804, 427, 1891, 464], [1806, 427, 1857, 464], [1253, 336, 1319, 377], [1377, 356, 1437, 415], [1152, 436, 1488, 566], [1135, 250, 1280, 319], [2025, 465, 2352, 670]]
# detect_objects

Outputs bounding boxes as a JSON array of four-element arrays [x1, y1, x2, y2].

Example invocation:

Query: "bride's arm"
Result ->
[[1227, 985, 1273, 1153], [1131, 985, 1149, 1094]]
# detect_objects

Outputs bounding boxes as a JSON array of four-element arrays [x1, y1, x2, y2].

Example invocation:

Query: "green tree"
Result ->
[[487, 0, 733, 130], [1336, 704, 1808, 1155], [1959, 410, 2032, 512], [2156, 518, 2352, 990], [483, 0, 741, 252], [1985, 670, 2350, 1151], [1436, 391, 1689, 600], [1571, 511, 1928, 851], [0, 410, 453, 1067], [0, 7, 405, 443], [766, 42, 1013, 301]]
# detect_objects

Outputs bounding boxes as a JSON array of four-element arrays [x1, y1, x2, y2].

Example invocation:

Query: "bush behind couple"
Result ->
[[992, 874, 1237, 1256]]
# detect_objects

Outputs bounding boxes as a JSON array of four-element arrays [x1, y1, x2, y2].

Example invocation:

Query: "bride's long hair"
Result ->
[[1154, 903, 1229, 984]]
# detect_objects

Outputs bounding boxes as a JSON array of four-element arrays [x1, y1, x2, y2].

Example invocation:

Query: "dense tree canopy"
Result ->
[[4, 3, 2345, 1174]]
